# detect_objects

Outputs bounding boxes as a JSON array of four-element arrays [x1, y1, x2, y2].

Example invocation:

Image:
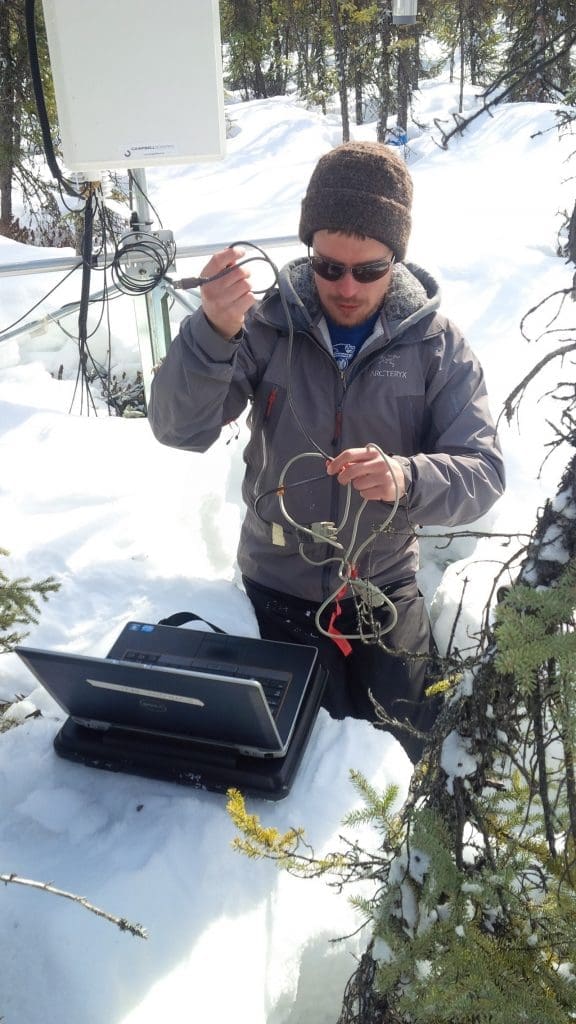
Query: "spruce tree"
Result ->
[[0, 0, 66, 242], [227, 271, 576, 1021], [228, 458, 576, 1023], [0, 548, 59, 655]]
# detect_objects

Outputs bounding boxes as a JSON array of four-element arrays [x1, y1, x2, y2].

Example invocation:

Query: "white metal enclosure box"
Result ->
[[40, 0, 225, 171]]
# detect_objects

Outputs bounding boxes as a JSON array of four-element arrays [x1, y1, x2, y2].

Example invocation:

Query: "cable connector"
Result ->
[[172, 275, 206, 290], [348, 578, 387, 608], [310, 521, 339, 543]]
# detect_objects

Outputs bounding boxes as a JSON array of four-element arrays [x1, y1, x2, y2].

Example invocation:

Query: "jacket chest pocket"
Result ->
[[248, 381, 288, 441], [347, 362, 426, 453]]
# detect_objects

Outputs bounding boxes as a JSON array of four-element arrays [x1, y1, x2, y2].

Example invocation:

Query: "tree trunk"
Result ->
[[355, 67, 363, 125], [397, 43, 411, 132], [296, 26, 309, 94], [331, 0, 350, 142], [458, 1, 465, 113], [314, 36, 328, 114], [527, 12, 548, 100], [253, 60, 268, 99], [410, 30, 420, 89], [0, 0, 15, 231], [376, 7, 391, 142], [467, 0, 478, 86]]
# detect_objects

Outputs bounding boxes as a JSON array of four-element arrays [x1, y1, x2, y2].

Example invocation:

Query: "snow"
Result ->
[[440, 731, 479, 795], [0, 65, 574, 1023]]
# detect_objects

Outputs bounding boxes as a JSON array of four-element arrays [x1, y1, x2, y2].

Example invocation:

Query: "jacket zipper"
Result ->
[[264, 384, 278, 421], [322, 377, 346, 599]]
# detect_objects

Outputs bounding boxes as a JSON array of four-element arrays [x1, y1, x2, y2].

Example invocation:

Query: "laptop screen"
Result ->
[[16, 623, 318, 759]]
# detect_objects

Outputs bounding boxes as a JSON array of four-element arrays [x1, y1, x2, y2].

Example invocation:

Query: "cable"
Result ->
[[99, 204, 114, 400], [278, 275, 332, 460], [65, 189, 126, 416], [69, 189, 99, 415], [24, 0, 85, 200], [270, 445, 401, 643], [20, 11, 156, 413], [0, 264, 81, 338], [54, 294, 109, 341], [111, 230, 176, 296], [78, 193, 95, 346], [312, 444, 401, 643], [276, 453, 347, 549], [128, 171, 164, 229], [171, 240, 277, 296], [173, 240, 331, 459], [178, 239, 402, 645]]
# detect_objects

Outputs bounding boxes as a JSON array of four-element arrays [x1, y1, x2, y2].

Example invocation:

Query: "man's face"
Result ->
[[311, 230, 395, 327]]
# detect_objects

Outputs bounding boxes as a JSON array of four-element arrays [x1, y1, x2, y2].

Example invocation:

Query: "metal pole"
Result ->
[[0, 236, 299, 279]]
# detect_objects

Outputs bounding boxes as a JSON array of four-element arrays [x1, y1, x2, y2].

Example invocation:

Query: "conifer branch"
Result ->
[[0, 548, 60, 653], [528, 679, 558, 857]]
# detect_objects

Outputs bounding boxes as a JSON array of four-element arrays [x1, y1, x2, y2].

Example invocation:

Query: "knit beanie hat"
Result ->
[[299, 141, 413, 262]]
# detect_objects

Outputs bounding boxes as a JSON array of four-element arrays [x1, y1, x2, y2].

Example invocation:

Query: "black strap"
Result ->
[[158, 611, 226, 634]]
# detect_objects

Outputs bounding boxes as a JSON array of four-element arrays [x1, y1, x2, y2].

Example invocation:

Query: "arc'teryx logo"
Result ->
[[371, 353, 408, 379]]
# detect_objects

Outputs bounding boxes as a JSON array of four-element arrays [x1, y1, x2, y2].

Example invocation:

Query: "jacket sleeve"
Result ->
[[148, 307, 263, 452], [399, 322, 506, 527]]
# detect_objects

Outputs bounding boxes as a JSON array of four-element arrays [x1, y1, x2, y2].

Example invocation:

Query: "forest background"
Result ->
[[1, 0, 576, 243]]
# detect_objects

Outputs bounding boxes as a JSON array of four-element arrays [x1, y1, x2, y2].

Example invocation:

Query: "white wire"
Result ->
[[235, 244, 405, 646], [274, 443, 402, 643]]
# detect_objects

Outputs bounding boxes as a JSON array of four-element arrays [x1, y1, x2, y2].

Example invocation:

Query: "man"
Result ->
[[148, 141, 505, 762]]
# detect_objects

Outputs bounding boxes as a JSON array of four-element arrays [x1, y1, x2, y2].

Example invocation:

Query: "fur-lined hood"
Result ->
[[254, 256, 442, 343]]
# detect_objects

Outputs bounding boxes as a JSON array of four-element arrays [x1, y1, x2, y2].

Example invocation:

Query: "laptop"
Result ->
[[15, 621, 326, 800]]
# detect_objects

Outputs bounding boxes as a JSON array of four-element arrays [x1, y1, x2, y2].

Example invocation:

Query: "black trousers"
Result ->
[[243, 575, 441, 764]]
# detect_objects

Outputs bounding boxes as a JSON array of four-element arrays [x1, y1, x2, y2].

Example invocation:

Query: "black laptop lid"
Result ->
[[108, 622, 318, 750], [15, 624, 318, 758]]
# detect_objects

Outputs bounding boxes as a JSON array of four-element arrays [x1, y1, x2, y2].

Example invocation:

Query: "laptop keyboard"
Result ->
[[121, 649, 291, 715]]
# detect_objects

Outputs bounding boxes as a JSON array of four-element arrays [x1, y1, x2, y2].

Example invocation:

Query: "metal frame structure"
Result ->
[[0, 230, 300, 400], [3, 0, 418, 395]]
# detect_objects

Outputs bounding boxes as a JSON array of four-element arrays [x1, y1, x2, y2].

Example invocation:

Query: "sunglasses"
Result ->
[[309, 251, 395, 284]]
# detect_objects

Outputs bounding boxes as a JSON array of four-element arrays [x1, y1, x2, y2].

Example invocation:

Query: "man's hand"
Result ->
[[326, 446, 406, 502], [200, 246, 256, 340]]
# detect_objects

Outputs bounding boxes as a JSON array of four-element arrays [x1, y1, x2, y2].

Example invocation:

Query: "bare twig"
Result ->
[[446, 577, 468, 658], [519, 288, 574, 341], [416, 529, 531, 549], [501, 341, 576, 423], [0, 873, 147, 938]]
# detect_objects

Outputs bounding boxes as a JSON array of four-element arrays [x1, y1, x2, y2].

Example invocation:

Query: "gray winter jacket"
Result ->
[[148, 258, 505, 602]]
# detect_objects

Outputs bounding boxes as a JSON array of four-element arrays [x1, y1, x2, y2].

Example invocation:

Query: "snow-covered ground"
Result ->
[[0, 69, 573, 1023]]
